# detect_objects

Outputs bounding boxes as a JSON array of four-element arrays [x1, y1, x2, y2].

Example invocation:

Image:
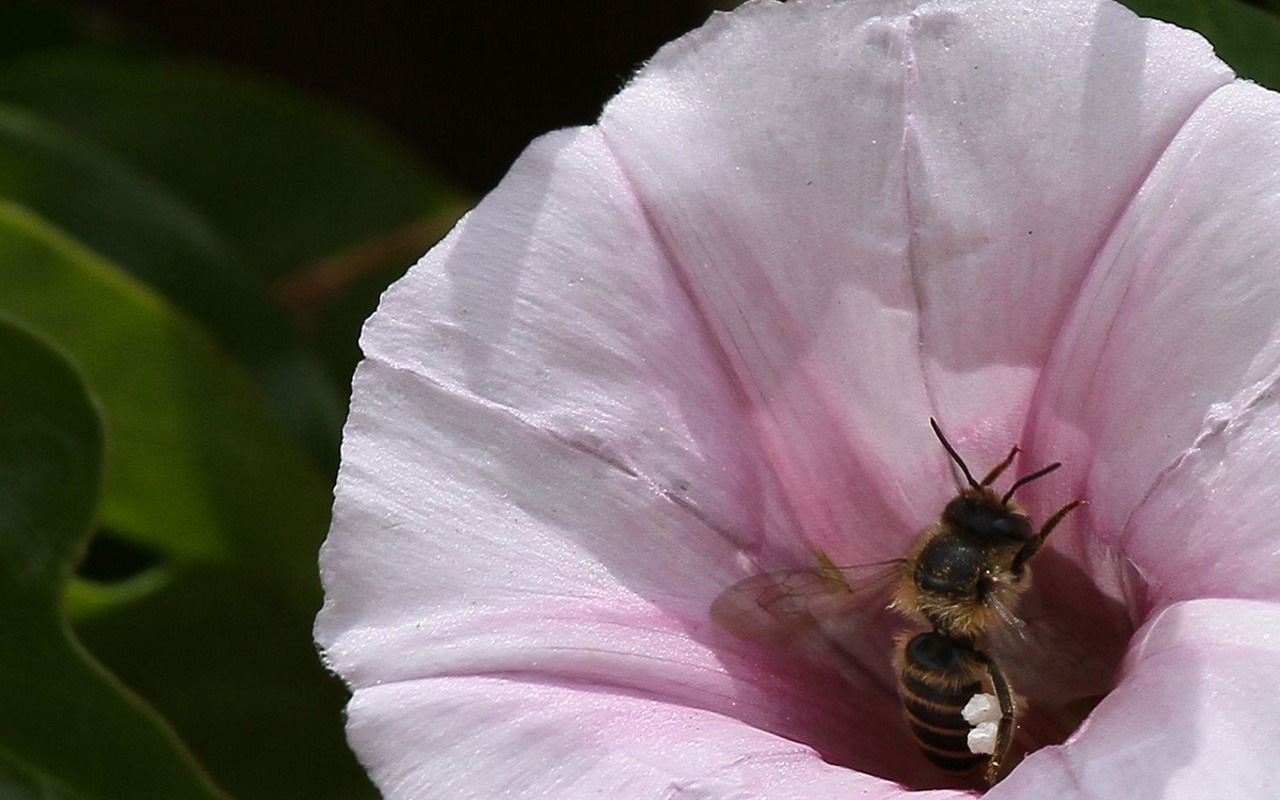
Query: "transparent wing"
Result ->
[[711, 556, 907, 647], [987, 591, 1030, 642]]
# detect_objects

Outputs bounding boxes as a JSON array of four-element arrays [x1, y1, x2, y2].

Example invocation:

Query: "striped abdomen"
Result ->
[[897, 631, 989, 774]]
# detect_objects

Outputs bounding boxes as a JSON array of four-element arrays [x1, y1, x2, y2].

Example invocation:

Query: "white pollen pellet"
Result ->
[[962, 693, 1001, 725], [968, 721, 998, 755]]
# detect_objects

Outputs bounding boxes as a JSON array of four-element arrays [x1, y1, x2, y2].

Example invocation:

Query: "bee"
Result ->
[[711, 419, 1083, 785]]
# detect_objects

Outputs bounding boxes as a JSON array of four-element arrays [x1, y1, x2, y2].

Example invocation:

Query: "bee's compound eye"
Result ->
[[988, 514, 1033, 541], [907, 631, 960, 672], [946, 497, 1034, 543], [989, 516, 1019, 537]]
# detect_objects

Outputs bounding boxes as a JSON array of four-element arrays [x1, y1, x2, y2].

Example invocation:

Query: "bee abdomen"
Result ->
[[901, 677, 987, 772], [897, 632, 989, 774], [901, 687, 970, 731]]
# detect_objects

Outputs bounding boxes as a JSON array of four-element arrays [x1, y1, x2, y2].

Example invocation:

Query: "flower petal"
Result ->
[[317, 121, 927, 783], [600, 0, 1231, 548], [345, 676, 950, 800], [991, 599, 1280, 799], [318, 358, 747, 683], [318, 357, 915, 779], [338, 122, 805, 564], [1025, 81, 1280, 606], [317, 126, 796, 686], [317, 0, 1268, 796]]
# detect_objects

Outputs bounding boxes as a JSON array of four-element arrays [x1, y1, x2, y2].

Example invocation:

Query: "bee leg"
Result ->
[[980, 445, 1020, 487], [971, 648, 1016, 786], [1011, 498, 1086, 575]]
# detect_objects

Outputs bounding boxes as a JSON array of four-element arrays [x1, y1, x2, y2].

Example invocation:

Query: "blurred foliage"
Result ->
[[0, 318, 225, 799], [0, 202, 331, 576], [0, 0, 1274, 798], [0, 103, 344, 467], [0, 2, 467, 798], [0, 52, 455, 282], [0, 1, 103, 61]]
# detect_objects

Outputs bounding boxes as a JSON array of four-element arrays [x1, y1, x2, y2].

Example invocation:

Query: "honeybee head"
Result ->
[[942, 493, 1034, 544], [929, 417, 1064, 545]]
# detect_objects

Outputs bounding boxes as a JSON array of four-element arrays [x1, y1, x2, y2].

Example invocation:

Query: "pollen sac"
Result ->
[[968, 722, 998, 755], [962, 693, 1001, 725]]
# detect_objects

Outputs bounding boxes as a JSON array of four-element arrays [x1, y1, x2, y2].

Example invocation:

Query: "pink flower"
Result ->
[[315, 0, 1280, 796]]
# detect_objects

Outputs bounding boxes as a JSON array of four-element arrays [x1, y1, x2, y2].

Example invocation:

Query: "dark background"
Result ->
[[85, 1, 726, 194], [81, 0, 1280, 195]]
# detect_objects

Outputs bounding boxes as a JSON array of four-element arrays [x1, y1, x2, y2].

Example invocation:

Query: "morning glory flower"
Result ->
[[316, 0, 1280, 796]]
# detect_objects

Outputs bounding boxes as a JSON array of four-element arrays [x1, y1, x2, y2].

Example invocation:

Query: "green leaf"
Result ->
[[0, 204, 374, 797], [1122, 0, 1280, 90], [0, 50, 454, 281], [0, 201, 330, 595], [75, 569, 378, 800], [0, 103, 343, 468], [64, 568, 171, 621], [0, 317, 226, 799]]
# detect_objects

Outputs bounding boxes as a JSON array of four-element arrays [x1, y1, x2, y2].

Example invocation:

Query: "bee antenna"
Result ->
[[1001, 461, 1062, 504], [930, 417, 981, 491]]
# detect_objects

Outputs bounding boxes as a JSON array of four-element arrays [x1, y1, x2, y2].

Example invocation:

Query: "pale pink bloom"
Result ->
[[316, 0, 1280, 797]]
